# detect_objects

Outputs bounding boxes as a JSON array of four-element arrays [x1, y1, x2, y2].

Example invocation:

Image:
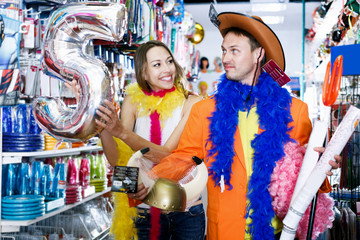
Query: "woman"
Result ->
[[95, 40, 204, 240]]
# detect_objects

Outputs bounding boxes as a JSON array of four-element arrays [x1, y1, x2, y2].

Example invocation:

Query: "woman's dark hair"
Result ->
[[134, 40, 189, 98], [199, 57, 209, 70]]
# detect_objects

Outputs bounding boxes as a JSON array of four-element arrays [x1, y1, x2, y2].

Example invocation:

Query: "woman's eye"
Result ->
[[168, 59, 174, 64], [153, 63, 160, 67]]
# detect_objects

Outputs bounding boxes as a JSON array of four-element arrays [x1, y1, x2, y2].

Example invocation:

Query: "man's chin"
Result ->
[[225, 74, 237, 82]]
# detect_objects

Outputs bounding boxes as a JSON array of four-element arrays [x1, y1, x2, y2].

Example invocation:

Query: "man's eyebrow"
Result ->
[[221, 45, 240, 49]]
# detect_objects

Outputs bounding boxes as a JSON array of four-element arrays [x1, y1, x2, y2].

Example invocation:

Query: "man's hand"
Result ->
[[313, 146, 342, 176]]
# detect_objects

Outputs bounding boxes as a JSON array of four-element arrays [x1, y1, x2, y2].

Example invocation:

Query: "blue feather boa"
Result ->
[[207, 72, 294, 239]]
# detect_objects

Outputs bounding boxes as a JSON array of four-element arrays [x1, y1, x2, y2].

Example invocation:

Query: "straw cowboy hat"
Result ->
[[216, 12, 286, 71]]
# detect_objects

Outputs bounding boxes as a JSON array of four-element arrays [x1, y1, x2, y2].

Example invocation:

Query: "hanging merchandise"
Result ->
[[188, 49, 200, 82], [347, 0, 360, 14], [153, 0, 164, 7], [0, 15, 21, 70], [155, 7, 164, 42], [136, 0, 151, 43], [163, 0, 175, 13], [168, 0, 184, 23], [0, 10, 22, 105], [181, 11, 195, 38]]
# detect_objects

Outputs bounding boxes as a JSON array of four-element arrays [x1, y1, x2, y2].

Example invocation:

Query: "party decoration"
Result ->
[[189, 23, 204, 45], [169, 0, 184, 23], [163, 0, 175, 13], [182, 11, 195, 37], [33, 3, 127, 142]]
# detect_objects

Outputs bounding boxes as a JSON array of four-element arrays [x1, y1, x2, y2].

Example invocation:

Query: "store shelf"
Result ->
[[1, 187, 111, 233], [1, 145, 103, 164]]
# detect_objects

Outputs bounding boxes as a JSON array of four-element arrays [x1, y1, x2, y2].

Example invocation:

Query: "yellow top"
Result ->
[[238, 108, 282, 239]]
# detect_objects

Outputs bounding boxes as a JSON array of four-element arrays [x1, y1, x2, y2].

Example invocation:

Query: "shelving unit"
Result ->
[[0, 110, 110, 237], [1, 187, 111, 233], [2, 145, 103, 164]]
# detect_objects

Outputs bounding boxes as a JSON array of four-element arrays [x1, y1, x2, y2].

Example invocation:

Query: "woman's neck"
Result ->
[[143, 86, 176, 97]]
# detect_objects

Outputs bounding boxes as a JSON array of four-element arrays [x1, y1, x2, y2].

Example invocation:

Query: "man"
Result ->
[[140, 10, 341, 240]]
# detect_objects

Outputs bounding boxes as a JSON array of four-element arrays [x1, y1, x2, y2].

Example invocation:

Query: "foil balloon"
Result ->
[[189, 23, 204, 45], [33, 3, 127, 142]]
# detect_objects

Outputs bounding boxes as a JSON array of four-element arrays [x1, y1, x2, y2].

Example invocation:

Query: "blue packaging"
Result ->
[[2, 106, 12, 133], [28, 104, 42, 134], [31, 161, 44, 195], [17, 162, 30, 195], [14, 104, 27, 133], [6, 163, 17, 196], [41, 164, 53, 197]]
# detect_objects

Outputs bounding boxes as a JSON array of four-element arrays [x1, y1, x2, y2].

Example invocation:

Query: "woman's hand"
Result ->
[[127, 183, 149, 201], [95, 99, 123, 136], [313, 146, 342, 176]]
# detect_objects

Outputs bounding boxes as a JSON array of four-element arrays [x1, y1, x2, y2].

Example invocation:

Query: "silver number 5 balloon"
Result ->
[[33, 3, 127, 142]]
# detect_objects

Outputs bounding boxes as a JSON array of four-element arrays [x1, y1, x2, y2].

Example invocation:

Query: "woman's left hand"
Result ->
[[95, 99, 123, 134], [313, 146, 342, 176]]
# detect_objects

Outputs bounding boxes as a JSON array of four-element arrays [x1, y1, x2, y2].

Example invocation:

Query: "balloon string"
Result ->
[[348, 5, 354, 38]]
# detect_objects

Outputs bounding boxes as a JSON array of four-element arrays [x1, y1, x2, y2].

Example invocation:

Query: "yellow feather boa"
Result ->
[[125, 83, 185, 121], [110, 137, 137, 240], [110, 84, 185, 239]]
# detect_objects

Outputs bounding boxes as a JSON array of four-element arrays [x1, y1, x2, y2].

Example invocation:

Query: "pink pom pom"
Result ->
[[269, 142, 335, 239]]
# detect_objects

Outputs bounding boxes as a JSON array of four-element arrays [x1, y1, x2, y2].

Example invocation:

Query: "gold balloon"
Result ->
[[189, 23, 204, 44]]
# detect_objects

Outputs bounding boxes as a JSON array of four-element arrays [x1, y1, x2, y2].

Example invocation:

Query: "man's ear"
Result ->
[[254, 47, 264, 64], [258, 47, 264, 60]]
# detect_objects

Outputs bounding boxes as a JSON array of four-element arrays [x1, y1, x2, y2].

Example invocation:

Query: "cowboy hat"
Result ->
[[217, 12, 285, 71]]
